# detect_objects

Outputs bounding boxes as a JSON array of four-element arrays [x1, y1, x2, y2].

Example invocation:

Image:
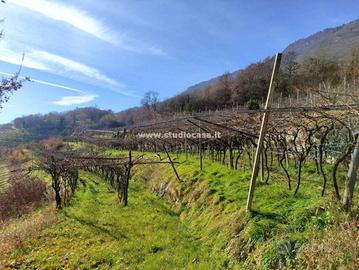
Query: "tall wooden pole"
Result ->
[[246, 53, 282, 212], [343, 134, 359, 210]]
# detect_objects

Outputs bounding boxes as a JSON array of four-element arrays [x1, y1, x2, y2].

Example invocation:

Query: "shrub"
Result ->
[[0, 175, 48, 222], [247, 99, 260, 110], [7, 147, 30, 165], [41, 137, 64, 151]]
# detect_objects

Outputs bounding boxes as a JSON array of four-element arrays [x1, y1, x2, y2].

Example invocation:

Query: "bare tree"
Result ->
[[282, 51, 299, 81], [141, 91, 159, 112], [214, 73, 232, 108]]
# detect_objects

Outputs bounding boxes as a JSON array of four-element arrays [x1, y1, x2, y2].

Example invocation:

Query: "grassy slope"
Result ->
[[108, 150, 348, 269], [2, 144, 354, 269], [4, 172, 225, 270]]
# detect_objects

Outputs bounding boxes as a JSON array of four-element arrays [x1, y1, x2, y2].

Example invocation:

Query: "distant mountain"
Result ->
[[284, 19, 359, 62], [183, 19, 359, 94]]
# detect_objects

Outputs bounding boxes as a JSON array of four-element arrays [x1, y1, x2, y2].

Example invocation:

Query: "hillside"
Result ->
[[2, 18, 359, 132], [181, 19, 359, 96], [2, 2, 359, 270], [0, 108, 124, 147], [1, 171, 222, 269], [184, 70, 242, 95], [284, 19, 359, 62], [1, 145, 358, 269]]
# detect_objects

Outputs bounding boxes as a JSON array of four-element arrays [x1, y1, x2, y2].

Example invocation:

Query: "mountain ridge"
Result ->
[[182, 18, 359, 95], [284, 18, 359, 62]]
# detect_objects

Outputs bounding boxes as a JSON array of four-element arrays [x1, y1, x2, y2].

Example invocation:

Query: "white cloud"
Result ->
[[8, 0, 166, 56], [146, 46, 167, 57], [0, 42, 137, 96], [52, 94, 98, 106], [123, 43, 167, 56], [9, 0, 117, 45], [29, 50, 119, 87], [0, 44, 50, 71]]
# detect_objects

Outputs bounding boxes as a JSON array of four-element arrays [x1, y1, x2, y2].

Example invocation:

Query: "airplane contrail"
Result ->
[[0, 71, 87, 94]]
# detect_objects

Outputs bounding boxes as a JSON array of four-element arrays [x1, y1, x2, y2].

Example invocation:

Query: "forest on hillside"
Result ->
[[118, 50, 359, 124], [2, 50, 359, 142]]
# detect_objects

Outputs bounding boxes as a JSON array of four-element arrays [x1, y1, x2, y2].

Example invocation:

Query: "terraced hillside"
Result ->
[[3, 146, 352, 269]]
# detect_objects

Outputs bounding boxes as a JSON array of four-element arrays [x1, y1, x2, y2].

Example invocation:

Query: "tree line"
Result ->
[[3, 51, 359, 141], [116, 50, 359, 125], [5, 108, 125, 141]]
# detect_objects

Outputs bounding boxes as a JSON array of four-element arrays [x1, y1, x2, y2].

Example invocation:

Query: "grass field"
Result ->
[[1, 144, 356, 269], [2, 172, 227, 269], [99, 148, 351, 268]]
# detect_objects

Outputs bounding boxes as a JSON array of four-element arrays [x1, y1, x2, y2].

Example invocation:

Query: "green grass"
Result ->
[[6, 172, 227, 269], [124, 151, 349, 269], [4, 142, 353, 269], [91, 147, 352, 263]]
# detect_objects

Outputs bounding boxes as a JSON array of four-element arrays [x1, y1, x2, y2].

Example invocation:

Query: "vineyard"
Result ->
[[2, 1, 359, 268], [71, 82, 359, 211], [31, 99, 358, 215], [1, 146, 340, 269], [1, 55, 359, 269]]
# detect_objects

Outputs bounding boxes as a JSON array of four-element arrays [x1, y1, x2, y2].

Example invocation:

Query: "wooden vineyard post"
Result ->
[[343, 134, 359, 210], [246, 53, 282, 212]]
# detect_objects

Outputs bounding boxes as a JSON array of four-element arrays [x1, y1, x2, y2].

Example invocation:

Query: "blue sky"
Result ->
[[0, 0, 359, 123]]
